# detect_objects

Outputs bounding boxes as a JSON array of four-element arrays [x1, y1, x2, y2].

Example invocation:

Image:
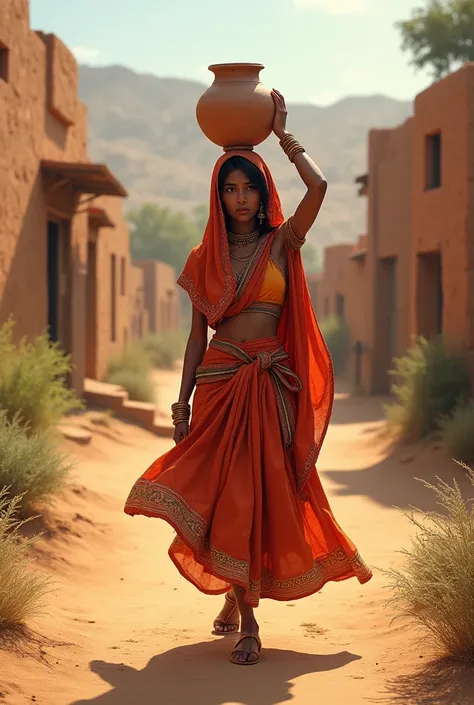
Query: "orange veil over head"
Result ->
[[178, 150, 334, 498]]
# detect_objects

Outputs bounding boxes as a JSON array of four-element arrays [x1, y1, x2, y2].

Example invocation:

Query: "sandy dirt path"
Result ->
[[3, 380, 474, 705]]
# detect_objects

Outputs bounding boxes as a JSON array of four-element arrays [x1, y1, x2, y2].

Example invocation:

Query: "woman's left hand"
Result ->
[[271, 89, 288, 140]]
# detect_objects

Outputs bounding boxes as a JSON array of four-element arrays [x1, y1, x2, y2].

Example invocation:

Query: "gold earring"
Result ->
[[258, 202, 265, 225]]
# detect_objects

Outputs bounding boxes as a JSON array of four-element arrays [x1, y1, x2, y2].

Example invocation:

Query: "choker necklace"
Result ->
[[227, 229, 260, 246]]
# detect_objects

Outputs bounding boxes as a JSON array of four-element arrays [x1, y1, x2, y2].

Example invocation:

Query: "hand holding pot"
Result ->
[[271, 89, 288, 140]]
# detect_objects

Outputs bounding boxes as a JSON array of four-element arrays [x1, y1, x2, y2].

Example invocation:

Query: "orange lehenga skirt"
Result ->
[[124, 335, 372, 606]]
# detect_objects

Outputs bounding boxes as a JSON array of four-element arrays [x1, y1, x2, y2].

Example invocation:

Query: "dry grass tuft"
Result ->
[[0, 490, 52, 628], [0, 413, 71, 511], [0, 318, 83, 432], [439, 401, 474, 464], [383, 462, 474, 662]]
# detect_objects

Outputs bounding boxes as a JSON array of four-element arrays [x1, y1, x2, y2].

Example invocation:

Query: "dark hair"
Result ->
[[218, 156, 272, 233]]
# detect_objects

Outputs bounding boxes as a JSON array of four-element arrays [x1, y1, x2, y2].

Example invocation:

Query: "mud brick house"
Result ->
[[317, 64, 474, 394], [85, 196, 136, 381], [0, 1, 181, 394], [129, 265, 149, 342], [317, 244, 353, 321], [134, 260, 181, 336]]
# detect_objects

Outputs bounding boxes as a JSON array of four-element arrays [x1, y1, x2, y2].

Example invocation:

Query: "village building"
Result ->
[[0, 1, 181, 395], [315, 63, 474, 393]]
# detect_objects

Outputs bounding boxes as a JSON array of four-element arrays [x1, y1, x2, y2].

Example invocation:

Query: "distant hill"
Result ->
[[78, 65, 412, 247]]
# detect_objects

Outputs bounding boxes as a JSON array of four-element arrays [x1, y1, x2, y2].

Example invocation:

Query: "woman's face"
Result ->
[[220, 169, 261, 226]]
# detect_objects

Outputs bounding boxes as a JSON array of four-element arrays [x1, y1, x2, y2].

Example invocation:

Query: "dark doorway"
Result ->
[[85, 240, 97, 378], [110, 254, 117, 343], [335, 293, 345, 320], [47, 221, 60, 342], [416, 251, 443, 339], [373, 256, 397, 393], [47, 219, 71, 353]]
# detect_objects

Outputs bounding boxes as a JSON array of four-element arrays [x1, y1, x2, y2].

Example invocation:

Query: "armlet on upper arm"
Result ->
[[284, 216, 306, 251]]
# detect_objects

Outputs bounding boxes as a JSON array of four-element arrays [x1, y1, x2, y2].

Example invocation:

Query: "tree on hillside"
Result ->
[[128, 204, 202, 273], [397, 0, 474, 79]]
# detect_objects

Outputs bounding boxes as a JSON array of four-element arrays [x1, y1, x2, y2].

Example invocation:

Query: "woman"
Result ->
[[124, 90, 372, 665]]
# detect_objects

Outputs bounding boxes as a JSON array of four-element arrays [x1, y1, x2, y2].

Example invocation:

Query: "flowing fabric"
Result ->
[[124, 150, 372, 605]]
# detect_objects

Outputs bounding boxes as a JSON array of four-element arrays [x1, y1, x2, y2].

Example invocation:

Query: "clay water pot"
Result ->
[[196, 63, 275, 151]]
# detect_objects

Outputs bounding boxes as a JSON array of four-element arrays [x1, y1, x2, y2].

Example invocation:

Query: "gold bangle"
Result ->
[[171, 402, 191, 425], [280, 134, 296, 153], [280, 133, 306, 162], [280, 133, 294, 148], [285, 218, 306, 250], [172, 417, 189, 426], [288, 145, 305, 163]]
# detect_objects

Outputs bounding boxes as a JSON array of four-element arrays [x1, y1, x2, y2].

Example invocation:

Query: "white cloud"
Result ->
[[294, 0, 369, 14], [72, 46, 101, 62]]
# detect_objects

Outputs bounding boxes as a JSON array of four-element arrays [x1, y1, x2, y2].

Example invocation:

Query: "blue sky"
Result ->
[[30, 0, 432, 105]]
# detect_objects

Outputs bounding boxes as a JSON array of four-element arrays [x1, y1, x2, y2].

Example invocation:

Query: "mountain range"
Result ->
[[78, 65, 413, 248]]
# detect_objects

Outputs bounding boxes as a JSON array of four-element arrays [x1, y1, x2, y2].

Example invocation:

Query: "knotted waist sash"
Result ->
[[195, 338, 302, 447]]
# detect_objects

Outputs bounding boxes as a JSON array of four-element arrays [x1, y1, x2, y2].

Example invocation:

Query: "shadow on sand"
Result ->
[[324, 438, 473, 512], [69, 640, 361, 705], [372, 659, 474, 705], [324, 386, 473, 512]]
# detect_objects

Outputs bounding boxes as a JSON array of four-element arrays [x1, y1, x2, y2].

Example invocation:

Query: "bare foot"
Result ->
[[212, 592, 240, 635]]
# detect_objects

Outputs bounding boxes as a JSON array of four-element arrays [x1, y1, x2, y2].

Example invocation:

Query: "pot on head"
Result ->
[[196, 63, 275, 151]]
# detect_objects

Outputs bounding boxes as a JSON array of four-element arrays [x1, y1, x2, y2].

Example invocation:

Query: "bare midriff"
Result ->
[[215, 311, 279, 343]]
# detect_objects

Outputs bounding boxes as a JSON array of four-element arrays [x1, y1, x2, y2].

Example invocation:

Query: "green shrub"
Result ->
[[383, 464, 474, 662], [320, 316, 349, 375], [106, 342, 150, 378], [0, 413, 71, 510], [105, 343, 154, 403], [141, 330, 186, 370], [0, 489, 52, 627], [0, 319, 83, 432], [386, 337, 470, 440], [106, 369, 154, 404], [440, 401, 474, 463]]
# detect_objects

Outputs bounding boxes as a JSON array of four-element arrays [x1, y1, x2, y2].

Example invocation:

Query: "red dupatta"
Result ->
[[178, 150, 334, 498]]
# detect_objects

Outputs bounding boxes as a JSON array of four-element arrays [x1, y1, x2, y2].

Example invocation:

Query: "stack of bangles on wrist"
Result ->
[[171, 402, 191, 426], [285, 217, 306, 249], [280, 134, 305, 162]]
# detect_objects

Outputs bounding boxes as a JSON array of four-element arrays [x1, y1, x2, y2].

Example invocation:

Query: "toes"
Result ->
[[214, 622, 238, 634]]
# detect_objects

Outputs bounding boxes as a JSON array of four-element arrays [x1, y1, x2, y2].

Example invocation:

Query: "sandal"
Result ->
[[212, 593, 240, 635], [230, 632, 262, 665]]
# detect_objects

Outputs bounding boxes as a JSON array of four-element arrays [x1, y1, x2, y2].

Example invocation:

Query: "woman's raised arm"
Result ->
[[271, 89, 327, 249]]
